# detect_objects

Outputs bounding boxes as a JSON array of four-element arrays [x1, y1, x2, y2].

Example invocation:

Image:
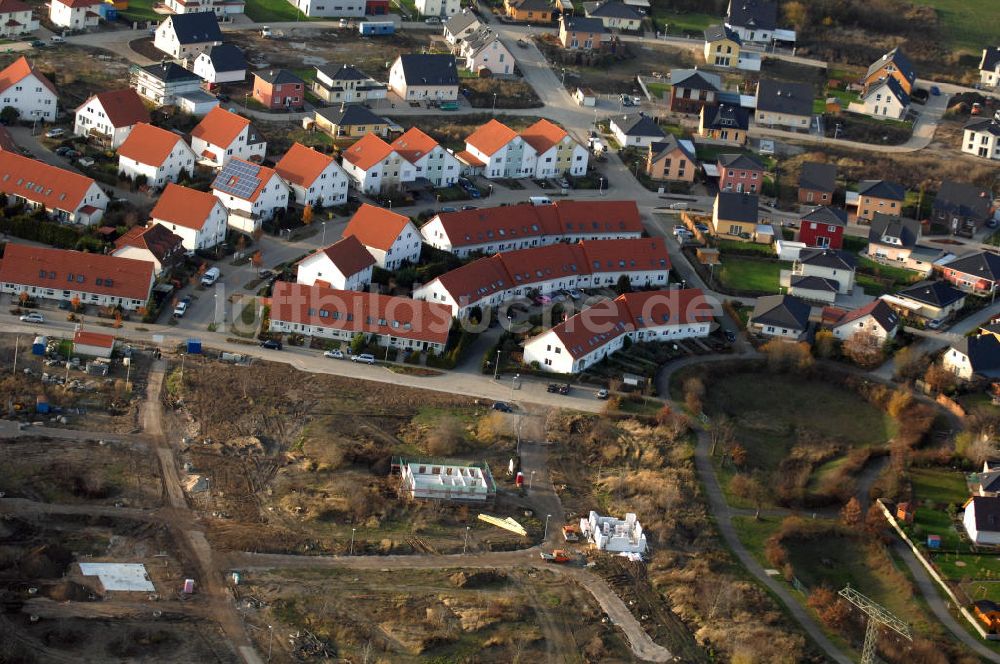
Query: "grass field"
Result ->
[[244, 0, 309, 22], [119, 0, 161, 23], [913, 0, 1000, 53], [717, 257, 788, 293], [648, 10, 716, 37]]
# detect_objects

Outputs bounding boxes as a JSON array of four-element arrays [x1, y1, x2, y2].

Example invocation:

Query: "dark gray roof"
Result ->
[[254, 69, 303, 86], [140, 62, 201, 83], [397, 54, 458, 86], [670, 68, 721, 92], [704, 24, 741, 44], [799, 162, 836, 192], [755, 79, 813, 117], [865, 47, 916, 86], [204, 44, 246, 73], [934, 181, 992, 222], [315, 104, 387, 126], [167, 11, 222, 44], [800, 206, 847, 228], [511, 0, 553, 11], [751, 294, 810, 330], [832, 300, 898, 332], [864, 75, 910, 106], [648, 136, 695, 163], [790, 275, 838, 292], [980, 470, 1000, 493], [616, 114, 666, 138], [717, 153, 763, 170], [798, 247, 854, 270], [858, 179, 904, 201], [716, 191, 759, 223], [726, 0, 777, 31], [445, 11, 480, 34], [897, 280, 964, 308], [586, 0, 642, 19], [953, 335, 1000, 376], [982, 47, 1000, 72], [965, 116, 1000, 136], [944, 251, 1000, 282], [970, 496, 1000, 532], [317, 63, 369, 81], [563, 15, 605, 33], [703, 104, 749, 131], [869, 214, 919, 249]]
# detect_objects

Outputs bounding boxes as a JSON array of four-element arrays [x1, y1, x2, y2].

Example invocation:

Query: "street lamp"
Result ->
[[463, 526, 471, 554], [510, 373, 518, 400], [321, 220, 327, 245], [492, 92, 497, 115], [350, 527, 356, 555], [488, 184, 494, 198], [267, 625, 274, 662], [560, 68, 566, 85], [543, 514, 551, 540], [493, 348, 501, 379], [529, 469, 536, 490], [598, 176, 605, 196]]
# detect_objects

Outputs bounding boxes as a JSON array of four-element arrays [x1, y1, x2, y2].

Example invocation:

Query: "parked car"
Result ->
[[461, 205, 477, 210], [50, 35, 65, 43], [324, 349, 344, 359], [19, 312, 44, 323], [54, 146, 70, 156], [172, 301, 188, 318], [567, 288, 583, 300], [558, 383, 571, 395], [596, 389, 609, 400], [694, 223, 710, 233], [440, 206, 457, 213], [547, 383, 560, 393], [672, 224, 690, 237], [63, 149, 81, 159], [492, 401, 514, 413], [620, 94, 634, 107], [200, 267, 221, 287], [930, 85, 941, 96], [557, 178, 570, 189], [351, 353, 376, 364], [259, 339, 282, 350], [668, 201, 689, 211], [77, 157, 95, 167], [44, 128, 65, 138], [30, 40, 44, 48], [424, 16, 440, 23], [724, 329, 737, 343], [466, 188, 481, 198]]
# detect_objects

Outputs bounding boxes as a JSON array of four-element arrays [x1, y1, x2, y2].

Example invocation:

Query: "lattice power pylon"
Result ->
[[838, 585, 912, 664]]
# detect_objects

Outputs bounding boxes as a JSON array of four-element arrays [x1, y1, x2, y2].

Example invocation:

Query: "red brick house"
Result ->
[[798, 206, 847, 250], [668, 68, 721, 115], [252, 69, 305, 110], [798, 161, 837, 205], [717, 153, 763, 193], [940, 251, 1000, 295]]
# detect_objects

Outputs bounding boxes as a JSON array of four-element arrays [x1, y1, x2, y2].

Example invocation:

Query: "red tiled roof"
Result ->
[[390, 127, 440, 165], [497, 243, 587, 286], [342, 133, 395, 171], [455, 150, 485, 167], [114, 223, 184, 263], [117, 123, 187, 167], [274, 142, 334, 188], [77, 89, 150, 130], [580, 237, 670, 273], [73, 329, 115, 348], [436, 254, 510, 307], [312, 235, 375, 278], [151, 183, 223, 231], [191, 106, 251, 148], [550, 297, 631, 359], [342, 203, 414, 252], [0, 151, 97, 213], [0, 0, 31, 13], [519, 119, 568, 154], [0, 56, 56, 97], [554, 199, 642, 236], [617, 288, 714, 329], [269, 281, 452, 345], [466, 119, 518, 156], [0, 243, 154, 302]]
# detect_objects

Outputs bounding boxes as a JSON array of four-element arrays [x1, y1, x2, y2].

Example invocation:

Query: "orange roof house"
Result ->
[[390, 127, 440, 164], [0, 151, 108, 224], [295, 234, 375, 290], [519, 118, 568, 155], [340, 134, 412, 196], [190, 106, 266, 168], [149, 183, 228, 250], [342, 203, 422, 269], [273, 142, 348, 207], [465, 118, 520, 157], [117, 123, 197, 188], [0, 56, 58, 121], [342, 133, 396, 171]]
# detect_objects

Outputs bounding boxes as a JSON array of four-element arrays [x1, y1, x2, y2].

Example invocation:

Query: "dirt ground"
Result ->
[[0, 47, 133, 112], [554, 39, 700, 95], [238, 566, 633, 663]]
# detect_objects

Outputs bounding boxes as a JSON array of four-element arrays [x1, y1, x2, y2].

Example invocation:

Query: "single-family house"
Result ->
[[149, 183, 228, 251], [274, 142, 349, 207], [190, 44, 247, 87], [866, 213, 939, 274], [0, 152, 108, 225], [0, 0, 37, 37], [388, 54, 459, 101], [112, 223, 186, 277], [211, 158, 290, 232], [699, 103, 749, 144], [712, 191, 758, 240], [827, 300, 899, 344], [940, 251, 1000, 296], [963, 113, 1000, 161], [0, 56, 58, 123], [559, 15, 604, 50], [503, 0, 552, 23], [268, 281, 452, 353], [49, 0, 100, 29], [798, 162, 837, 205], [295, 235, 375, 290], [294, 0, 365, 17], [610, 114, 666, 148], [963, 496, 1000, 545], [862, 47, 917, 97], [190, 106, 266, 168], [782, 248, 855, 303], [975, 470, 1000, 497], [860, 75, 910, 120], [314, 104, 389, 140], [724, 0, 779, 43], [883, 281, 966, 325], [390, 127, 460, 187], [703, 24, 741, 68], [749, 293, 810, 340], [416, 0, 459, 17], [933, 180, 993, 237], [443, 10, 481, 45], [519, 118, 588, 178], [798, 206, 847, 250], [153, 12, 223, 60], [129, 62, 207, 109], [856, 179, 905, 222], [342, 203, 422, 269], [754, 78, 813, 130], [646, 136, 696, 182], [459, 28, 515, 76], [668, 68, 720, 114], [944, 334, 1000, 381], [341, 133, 413, 194], [980, 48, 1000, 89], [0, 243, 153, 311], [461, 118, 536, 179], [253, 69, 305, 110], [311, 64, 386, 105], [717, 153, 764, 193], [117, 123, 197, 189], [74, 89, 150, 149], [582, 0, 642, 30], [164, 0, 245, 16]]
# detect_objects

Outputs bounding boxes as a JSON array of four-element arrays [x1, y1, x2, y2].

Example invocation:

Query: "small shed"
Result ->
[[73, 329, 115, 359], [896, 501, 915, 524], [696, 247, 720, 265], [927, 534, 941, 549], [575, 87, 596, 107]]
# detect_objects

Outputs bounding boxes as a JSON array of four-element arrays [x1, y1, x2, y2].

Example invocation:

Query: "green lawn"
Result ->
[[649, 9, 716, 36], [645, 82, 670, 99], [244, 0, 309, 22], [119, 0, 161, 22], [856, 257, 923, 288], [911, 467, 968, 507], [912, 0, 1000, 53], [717, 257, 788, 294]]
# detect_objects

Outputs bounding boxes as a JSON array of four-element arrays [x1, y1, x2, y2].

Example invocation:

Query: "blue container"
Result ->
[[359, 21, 394, 35], [32, 335, 47, 356], [36, 396, 49, 414], [186, 339, 202, 354]]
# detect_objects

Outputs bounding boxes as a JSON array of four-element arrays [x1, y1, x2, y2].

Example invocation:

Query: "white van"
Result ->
[[528, 196, 553, 206], [200, 267, 221, 287]]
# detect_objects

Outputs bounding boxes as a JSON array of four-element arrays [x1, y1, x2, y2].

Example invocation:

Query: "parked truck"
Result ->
[[539, 550, 572, 564]]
